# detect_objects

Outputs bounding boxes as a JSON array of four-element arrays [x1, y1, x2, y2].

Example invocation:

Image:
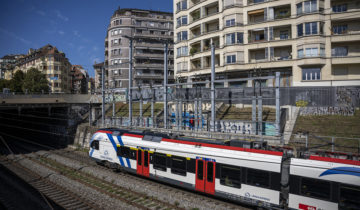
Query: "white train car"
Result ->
[[289, 156, 360, 210], [89, 128, 360, 209], [89, 129, 284, 208]]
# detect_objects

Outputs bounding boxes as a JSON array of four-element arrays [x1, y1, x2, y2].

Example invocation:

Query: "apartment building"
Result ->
[[16, 44, 72, 92], [93, 61, 105, 93], [0, 54, 24, 80], [71, 65, 89, 94], [106, 8, 174, 89], [174, 0, 360, 87]]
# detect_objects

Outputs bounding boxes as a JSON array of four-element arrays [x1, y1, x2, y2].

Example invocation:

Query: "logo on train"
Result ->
[[104, 150, 109, 156], [245, 192, 251, 198], [299, 203, 316, 210]]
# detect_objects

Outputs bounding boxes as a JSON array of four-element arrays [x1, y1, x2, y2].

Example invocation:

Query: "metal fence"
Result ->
[[290, 134, 360, 155]]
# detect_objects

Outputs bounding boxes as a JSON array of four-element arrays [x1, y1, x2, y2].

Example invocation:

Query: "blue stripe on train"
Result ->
[[116, 135, 131, 168], [107, 134, 125, 167], [319, 167, 360, 177]]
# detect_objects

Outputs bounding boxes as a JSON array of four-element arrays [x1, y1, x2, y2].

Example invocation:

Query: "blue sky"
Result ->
[[0, 0, 172, 77]]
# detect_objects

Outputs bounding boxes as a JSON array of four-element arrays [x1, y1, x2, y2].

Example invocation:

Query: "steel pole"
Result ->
[[164, 43, 168, 129], [128, 39, 133, 126], [211, 41, 215, 132], [101, 66, 105, 126], [275, 72, 280, 136]]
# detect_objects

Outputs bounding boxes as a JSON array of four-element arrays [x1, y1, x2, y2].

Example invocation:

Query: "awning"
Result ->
[[248, 9, 264, 15]]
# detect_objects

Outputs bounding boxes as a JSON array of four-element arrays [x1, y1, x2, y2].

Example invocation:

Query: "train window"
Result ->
[[246, 168, 270, 188], [197, 161, 204, 180], [144, 151, 149, 167], [339, 184, 360, 209], [207, 162, 214, 182], [138, 150, 142, 165], [300, 177, 331, 200], [153, 153, 167, 171], [118, 146, 130, 158], [220, 165, 241, 188], [90, 140, 99, 150], [171, 156, 187, 176]]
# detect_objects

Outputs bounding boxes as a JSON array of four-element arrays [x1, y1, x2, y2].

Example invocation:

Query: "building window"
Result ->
[[280, 30, 289, 40], [298, 49, 304, 58], [177, 16, 188, 27], [305, 48, 318, 57], [237, 32, 244, 43], [304, 0, 317, 13], [333, 25, 348, 35], [297, 24, 303, 37], [226, 55, 236, 64], [302, 67, 321, 81], [226, 33, 236, 45], [332, 46, 348, 57], [177, 31, 188, 41], [297, 3, 303, 15], [177, 46, 188, 57], [226, 19, 235, 27], [333, 4, 347, 13], [176, 0, 187, 12], [220, 164, 241, 188], [304, 22, 317, 35]]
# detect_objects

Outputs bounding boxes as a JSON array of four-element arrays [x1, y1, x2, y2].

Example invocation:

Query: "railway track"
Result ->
[[30, 155, 183, 210], [1, 156, 101, 210], [53, 148, 251, 210]]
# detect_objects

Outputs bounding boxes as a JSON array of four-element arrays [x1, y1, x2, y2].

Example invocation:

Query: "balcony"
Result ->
[[248, 28, 266, 43], [248, 9, 265, 24], [189, 0, 206, 8], [190, 42, 201, 56], [274, 5, 291, 20], [203, 2, 219, 18], [203, 19, 220, 34], [134, 73, 164, 79], [249, 48, 267, 63], [272, 25, 292, 41], [271, 46, 292, 61], [190, 58, 202, 71], [190, 25, 201, 39], [190, 9, 201, 23], [248, 0, 264, 5], [331, 42, 360, 64], [203, 54, 220, 68], [203, 36, 220, 51], [223, 0, 243, 9]]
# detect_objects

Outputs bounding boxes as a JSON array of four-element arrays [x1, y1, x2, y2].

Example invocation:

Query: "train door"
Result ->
[[136, 149, 150, 177], [142, 150, 150, 177], [136, 149, 143, 175], [195, 159, 216, 194]]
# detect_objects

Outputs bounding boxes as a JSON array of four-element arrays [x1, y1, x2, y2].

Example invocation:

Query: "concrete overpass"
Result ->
[[0, 94, 102, 107]]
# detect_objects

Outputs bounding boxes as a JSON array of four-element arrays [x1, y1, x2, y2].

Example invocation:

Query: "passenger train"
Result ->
[[89, 128, 360, 209]]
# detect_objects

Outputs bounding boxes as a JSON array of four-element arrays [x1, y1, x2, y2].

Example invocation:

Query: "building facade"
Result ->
[[106, 8, 174, 89], [71, 65, 89, 94], [93, 61, 106, 93], [174, 0, 360, 87], [16, 44, 72, 92], [0, 54, 24, 80]]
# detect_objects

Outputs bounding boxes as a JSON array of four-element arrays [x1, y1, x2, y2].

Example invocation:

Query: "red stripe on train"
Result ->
[[96, 130, 113, 134], [309, 156, 360, 166], [162, 138, 283, 156], [123, 133, 144, 138]]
